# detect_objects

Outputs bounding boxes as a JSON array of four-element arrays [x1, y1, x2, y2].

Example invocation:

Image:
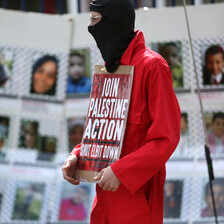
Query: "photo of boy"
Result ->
[[59, 183, 91, 221], [0, 49, 13, 88], [163, 180, 183, 218], [203, 45, 224, 85], [68, 119, 85, 151], [12, 182, 45, 220], [201, 178, 224, 217], [67, 50, 91, 94], [157, 42, 183, 88], [30, 55, 59, 96], [206, 112, 224, 154]]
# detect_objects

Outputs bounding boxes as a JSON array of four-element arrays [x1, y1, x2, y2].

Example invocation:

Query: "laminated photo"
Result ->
[[58, 182, 93, 222], [0, 47, 14, 89], [151, 41, 184, 89], [200, 178, 224, 218], [30, 54, 59, 96], [164, 180, 183, 219], [66, 49, 92, 97], [67, 118, 86, 151], [0, 115, 10, 160], [202, 45, 224, 86], [18, 119, 57, 162], [204, 111, 224, 155], [12, 182, 45, 221]]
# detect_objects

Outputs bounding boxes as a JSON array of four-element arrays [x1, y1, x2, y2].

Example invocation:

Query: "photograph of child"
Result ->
[[18, 120, 57, 161], [66, 49, 91, 94], [30, 55, 59, 96], [68, 119, 85, 151], [153, 42, 183, 88], [0, 193, 3, 213], [203, 45, 224, 86], [0, 116, 10, 159], [37, 136, 57, 161], [163, 180, 183, 218], [0, 48, 13, 88], [201, 178, 224, 217], [12, 182, 45, 220], [19, 120, 39, 149], [59, 183, 91, 221], [205, 112, 224, 154]]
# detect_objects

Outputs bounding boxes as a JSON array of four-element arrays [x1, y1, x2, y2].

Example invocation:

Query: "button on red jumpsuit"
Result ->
[[71, 30, 181, 224]]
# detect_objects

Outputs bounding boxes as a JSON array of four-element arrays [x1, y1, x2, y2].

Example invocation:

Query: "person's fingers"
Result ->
[[63, 171, 80, 185], [112, 186, 118, 192], [93, 170, 104, 181], [62, 160, 72, 169], [102, 183, 109, 191], [107, 186, 113, 191]]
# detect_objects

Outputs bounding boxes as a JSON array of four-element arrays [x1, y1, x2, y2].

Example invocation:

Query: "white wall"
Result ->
[[70, 3, 224, 46], [0, 9, 72, 51]]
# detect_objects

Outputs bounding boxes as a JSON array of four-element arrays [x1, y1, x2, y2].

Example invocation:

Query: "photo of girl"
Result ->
[[163, 180, 183, 219], [205, 112, 224, 154], [30, 55, 58, 96]]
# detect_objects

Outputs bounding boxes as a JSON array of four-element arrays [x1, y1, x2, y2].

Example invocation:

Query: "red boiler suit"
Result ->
[[70, 30, 181, 224]]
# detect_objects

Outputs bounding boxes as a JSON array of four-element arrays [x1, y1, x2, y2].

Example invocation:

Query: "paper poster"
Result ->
[[76, 65, 134, 182]]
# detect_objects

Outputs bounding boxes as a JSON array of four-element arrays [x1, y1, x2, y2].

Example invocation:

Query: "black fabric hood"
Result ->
[[88, 0, 136, 73]]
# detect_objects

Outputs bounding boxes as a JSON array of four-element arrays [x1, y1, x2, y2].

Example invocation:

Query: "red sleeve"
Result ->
[[111, 59, 181, 194], [69, 144, 81, 157]]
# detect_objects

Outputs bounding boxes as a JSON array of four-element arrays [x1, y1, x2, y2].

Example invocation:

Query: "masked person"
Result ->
[[62, 0, 181, 223]]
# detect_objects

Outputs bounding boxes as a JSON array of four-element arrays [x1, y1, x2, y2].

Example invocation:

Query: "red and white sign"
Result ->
[[76, 65, 134, 182]]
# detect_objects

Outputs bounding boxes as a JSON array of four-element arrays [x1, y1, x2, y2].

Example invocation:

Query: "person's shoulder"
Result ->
[[143, 47, 170, 71]]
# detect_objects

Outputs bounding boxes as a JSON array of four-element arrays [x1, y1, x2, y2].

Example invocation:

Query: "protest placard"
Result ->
[[75, 65, 134, 182]]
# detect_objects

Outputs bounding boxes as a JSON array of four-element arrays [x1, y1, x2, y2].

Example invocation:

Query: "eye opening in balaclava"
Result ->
[[88, 0, 136, 73]]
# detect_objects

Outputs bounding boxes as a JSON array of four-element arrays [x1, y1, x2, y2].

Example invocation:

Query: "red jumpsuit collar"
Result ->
[[120, 30, 146, 65]]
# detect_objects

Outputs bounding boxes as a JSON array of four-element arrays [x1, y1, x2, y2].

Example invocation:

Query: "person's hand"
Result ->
[[93, 166, 121, 192], [62, 154, 80, 185]]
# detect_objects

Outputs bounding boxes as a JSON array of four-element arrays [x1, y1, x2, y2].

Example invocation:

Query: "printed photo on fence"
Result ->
[[202, 45, 224, 86], [0, 48, 14, 89], [200, 178, 224, 218], [171, 113, 191, 159], [30, 54, 59, 96], [58, 182, 92, 222], [0, 116, 10, 160], [205, 111, 224, 155], [163, 180, 183, 219], [67, 118, 85, 151], [37, 136, 57, 161], [18, 119, 57, 161], [0, 192, 3, 214], [151, 41, 183, 89], [66, 49, 91, 96], [12, 182, 45, 221]]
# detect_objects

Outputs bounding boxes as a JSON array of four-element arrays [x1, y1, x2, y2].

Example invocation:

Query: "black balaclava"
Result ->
[[88, 0, 136, 73]]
